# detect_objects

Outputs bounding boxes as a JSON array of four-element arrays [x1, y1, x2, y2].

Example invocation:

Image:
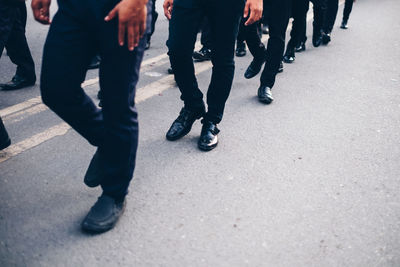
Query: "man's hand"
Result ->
[[243, 0, 263, 26], [163, 0, 173, 20], [31, 0, 52, 25], [105, 0, 148, 51]]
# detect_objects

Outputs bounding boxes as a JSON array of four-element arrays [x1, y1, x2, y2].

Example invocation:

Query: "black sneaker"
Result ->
[[81, 195, 126, 233], [193, 46, 212, 61]]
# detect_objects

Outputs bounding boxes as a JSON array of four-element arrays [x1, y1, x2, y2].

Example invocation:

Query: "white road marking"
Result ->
[[0, 61, 212, 163], [0, 96, 42, 118], [5, 103, 47, 123], [0, 122, 70, 163]]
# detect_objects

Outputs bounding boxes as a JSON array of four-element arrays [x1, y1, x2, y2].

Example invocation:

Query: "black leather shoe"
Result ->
[[283, 54, 295, 64], [278, 61, 284, 73], [236, 42, 247, 57], [322, 32, 331, 45], [193, 46, 212, 61], [244, 58, 265, 79], [283, 47, 295, 64], [84, 149, 105, 188], [0, 75, 35, 91], [81, 195, 126, 233], [295, 42, 306, 53], [166, 107, 205, 141], [312, 30, 322, 47], [262, 24, 269, 34], [0, 118, 11, 150], [340, 21, 348, 29], [88, 55, 101, 70], [257, 86, 273, 104], [198, 120, 219, 151]]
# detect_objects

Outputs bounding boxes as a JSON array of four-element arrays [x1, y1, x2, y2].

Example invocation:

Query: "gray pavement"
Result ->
[[1, 0, 400, 266]]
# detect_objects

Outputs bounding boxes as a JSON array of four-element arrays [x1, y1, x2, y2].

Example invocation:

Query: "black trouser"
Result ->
[[342, 0, 354, 23], [0, 1, 35, 81], [167, 0, 244, 124], [286, 0, 327, 50], [41, 0, 151, 199], [149, 0, 158, 38], [237, 18, 265, 59], [259, 0, 291, 88], [200, 17, 212, 49], [323, 0, 339, 33]]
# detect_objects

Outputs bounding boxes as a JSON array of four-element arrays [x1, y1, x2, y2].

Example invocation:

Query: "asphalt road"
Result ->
[[1, 0, 400, 266]]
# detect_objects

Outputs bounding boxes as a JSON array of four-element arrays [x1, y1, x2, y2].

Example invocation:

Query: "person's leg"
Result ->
[[323, 0, 339, 34], [312, 0, 326, 47], [40, 4, 103, 150], [0, 2, 16, 60], [195, 0, 243, 151], [5, 2, 36, 83], [242, 18, 267, 79], [193, 17, 212, 61], [200, 17, 212, 50], [341, 0, 353, 28], [343, 0, 353, 22], [284, 0, 308, 62], [235, 17, 247, 57], [145, 0, 158, 49], [259, 0, 291, 89], [165, 4, 206, 141], [204, 0, 244, 124], [95, 1, 151, 200], [167, 4, 205, 111]]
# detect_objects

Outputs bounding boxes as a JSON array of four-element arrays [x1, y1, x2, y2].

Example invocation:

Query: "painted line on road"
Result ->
[[0, 96, 42, 118], [0, 61, 212, 163], [0, 122, 70, 163]]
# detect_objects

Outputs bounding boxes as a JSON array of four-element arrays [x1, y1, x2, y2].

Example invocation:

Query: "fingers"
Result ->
[[244, 7, 262, 26], [139, 8, 147, 38], [243, 2, 250, 19], [127, 24, 135, 51], [105, 7, 118, 21], [119, 21, 126, 46], [41, 2, 51, 23], [31, 1, 51, 24], [163, 0, 172, 20]]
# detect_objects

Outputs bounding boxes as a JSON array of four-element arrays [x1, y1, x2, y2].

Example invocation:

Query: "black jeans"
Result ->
[[0, 1, 35, 81], [167, 0, 244, 124], [323, 0, 339, 33], [342, 0, 354, 23], [41, 0, 151, 199], [259, 0, 291, 88]]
